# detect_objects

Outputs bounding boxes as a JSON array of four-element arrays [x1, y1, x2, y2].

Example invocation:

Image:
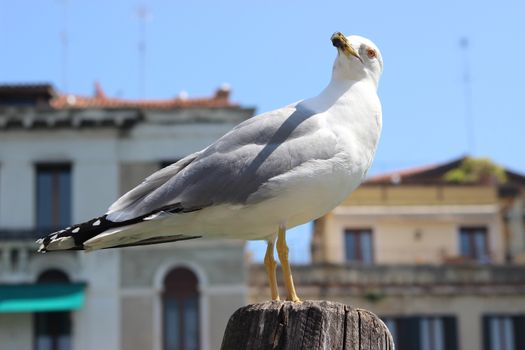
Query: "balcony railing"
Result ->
[[0, 228, 44, 241], [249, 263, 525, 296]]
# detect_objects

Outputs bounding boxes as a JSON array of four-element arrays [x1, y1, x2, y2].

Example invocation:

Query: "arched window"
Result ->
[[38, 269, 69, 283], [34, 269, 72, 350], [163, 267, 200, 350]]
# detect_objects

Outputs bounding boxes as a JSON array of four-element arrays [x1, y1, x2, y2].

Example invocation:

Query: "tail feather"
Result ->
[[83, 217, 200, 251], [36, 203, 204, 252], [37, 215, 123, 252]]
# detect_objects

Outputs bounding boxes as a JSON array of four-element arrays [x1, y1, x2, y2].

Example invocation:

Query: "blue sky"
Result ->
[[1, 1, 524, 262]]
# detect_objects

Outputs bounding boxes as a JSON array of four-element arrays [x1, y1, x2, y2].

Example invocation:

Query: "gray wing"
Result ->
[[106, 103, 338, 222], [106, 151, 204, 217]]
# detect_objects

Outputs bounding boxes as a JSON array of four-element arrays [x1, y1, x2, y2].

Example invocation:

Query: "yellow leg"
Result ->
[[276, 225, 301, 302], [264, 238, 280, 301]]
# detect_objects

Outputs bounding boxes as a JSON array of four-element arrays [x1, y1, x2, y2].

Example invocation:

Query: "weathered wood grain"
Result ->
[[220, 300, 394, 350]]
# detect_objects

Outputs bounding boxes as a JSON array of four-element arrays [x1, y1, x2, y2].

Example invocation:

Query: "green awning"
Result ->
[[0, 283, 86, 313]]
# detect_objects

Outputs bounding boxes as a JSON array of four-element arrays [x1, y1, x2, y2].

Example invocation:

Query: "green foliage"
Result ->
[[364, 288, 385, 303], [444, 157, 508, 184]]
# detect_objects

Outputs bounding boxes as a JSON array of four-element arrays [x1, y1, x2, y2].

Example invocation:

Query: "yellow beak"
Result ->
[[331, 32, 362, 62]]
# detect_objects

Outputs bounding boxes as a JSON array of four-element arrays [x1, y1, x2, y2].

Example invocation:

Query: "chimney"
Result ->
[[94, 81, 107, 99], [214, 83, 231, 100]]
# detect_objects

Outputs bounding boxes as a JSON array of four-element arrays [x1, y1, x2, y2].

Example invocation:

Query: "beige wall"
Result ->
[[0, 313, 32, 350], [317, 185, 506, 264], [375, 221, 457, 264], [207, 294, 246, 349], [121, 296, 155, 350], [322, 205, 503, 264], [343, 186, 497, 206]]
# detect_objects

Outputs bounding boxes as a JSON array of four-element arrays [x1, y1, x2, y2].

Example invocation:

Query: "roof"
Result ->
[[0, 83, 55, 96], [0, 83, 57, 108], [366, 158, 464, 185], [0, 83, 239, 110], [0, 83, 255, 130], [366, 156, 525, 186]]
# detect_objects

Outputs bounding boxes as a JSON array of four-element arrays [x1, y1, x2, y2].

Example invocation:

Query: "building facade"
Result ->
[[3, 83, 525, 350], [250, 158, 525, 350], [0, 84, 254, 350]]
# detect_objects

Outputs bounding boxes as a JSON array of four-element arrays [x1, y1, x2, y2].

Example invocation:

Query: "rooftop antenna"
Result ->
[[460, 37, 475, 155], [57, 0, 69, 91], [136, 5, 152, 98]]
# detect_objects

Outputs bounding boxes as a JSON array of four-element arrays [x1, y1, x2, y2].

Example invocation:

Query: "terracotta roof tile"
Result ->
[[50, 86, 237, 110], [366, 157, 525, 187], [366, 163, 442, 184]]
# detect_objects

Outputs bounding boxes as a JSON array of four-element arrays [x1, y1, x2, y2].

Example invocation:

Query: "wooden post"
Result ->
[[221, 300, 394, 350]]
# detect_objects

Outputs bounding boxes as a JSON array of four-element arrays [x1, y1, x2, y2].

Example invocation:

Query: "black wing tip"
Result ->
[[36, 215, 116, 252], [36, 204, 204, 253]]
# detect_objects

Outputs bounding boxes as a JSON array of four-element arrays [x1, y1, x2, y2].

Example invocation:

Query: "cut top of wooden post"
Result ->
[[221, 300, 394, 350]]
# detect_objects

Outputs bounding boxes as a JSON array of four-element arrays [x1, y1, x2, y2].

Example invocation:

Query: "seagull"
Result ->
[[37, 32, 383, 303]]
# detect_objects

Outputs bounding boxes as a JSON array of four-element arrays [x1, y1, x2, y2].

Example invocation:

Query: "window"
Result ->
[[420, 317, 445, 350], [459, 227, 489, 262], [344, 229, 373, 264], [36, 164, 72, 231], [34, 269, 72, 350], [483, 315, 525, 350], [163, 267, 200, 350], [382, 316, 458, 350]]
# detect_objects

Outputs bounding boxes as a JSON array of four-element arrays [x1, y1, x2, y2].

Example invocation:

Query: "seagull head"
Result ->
[[331, 32, 383, 87]]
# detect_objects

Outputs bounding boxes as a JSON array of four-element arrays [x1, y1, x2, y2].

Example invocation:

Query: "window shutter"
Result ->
[[512, 316, 525, 350], [396, 317, 420, 350], [443, 316, 458, 350], [482, 316, 491, 350]]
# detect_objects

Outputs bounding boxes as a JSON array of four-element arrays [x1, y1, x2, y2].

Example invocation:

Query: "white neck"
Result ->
[[301, 78, 369, 113], [299, 74, 382, 167]]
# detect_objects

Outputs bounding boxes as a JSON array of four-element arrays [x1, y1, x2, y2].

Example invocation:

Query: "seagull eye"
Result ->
[[367, 48, 377, 59]]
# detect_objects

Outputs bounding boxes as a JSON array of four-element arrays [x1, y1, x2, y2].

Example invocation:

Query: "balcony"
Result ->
[[0, 229, 42, 241], [249, 263, 525, 298], [0, 228, 77, 283]]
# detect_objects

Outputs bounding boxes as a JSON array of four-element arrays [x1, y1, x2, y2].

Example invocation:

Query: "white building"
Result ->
[[0, 83, 255, 350]]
